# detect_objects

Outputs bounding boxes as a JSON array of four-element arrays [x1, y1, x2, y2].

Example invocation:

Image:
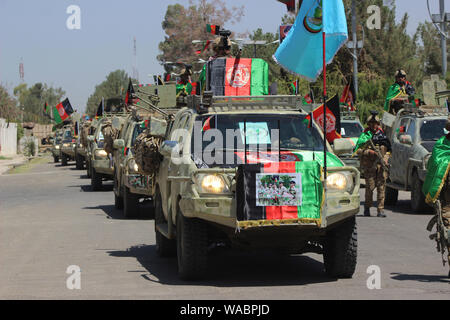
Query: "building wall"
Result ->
[[0, 119, 17, 156]]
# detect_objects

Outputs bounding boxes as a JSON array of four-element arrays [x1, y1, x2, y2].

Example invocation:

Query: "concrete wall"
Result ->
[[0, 119, 17, 156]]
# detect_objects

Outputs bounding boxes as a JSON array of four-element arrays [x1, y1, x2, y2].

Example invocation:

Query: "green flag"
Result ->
[[422, 136, 450, 204], [353, 130, 373, 155], [384, 83, 405, 111]]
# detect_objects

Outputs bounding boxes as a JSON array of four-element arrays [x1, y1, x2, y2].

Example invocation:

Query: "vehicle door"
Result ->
[[390, 117, 411, 184], [158, 112, 190, 217]]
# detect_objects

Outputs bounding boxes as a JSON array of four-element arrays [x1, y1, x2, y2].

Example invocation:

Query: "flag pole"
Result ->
[[323, 31, 327, 180]]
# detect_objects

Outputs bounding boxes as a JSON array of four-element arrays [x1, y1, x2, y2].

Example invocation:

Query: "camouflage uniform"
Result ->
[[358, 115, 391, 217]]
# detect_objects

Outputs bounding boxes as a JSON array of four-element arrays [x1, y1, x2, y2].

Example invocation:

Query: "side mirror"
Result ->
[[113, 139, 125, 150], [159, 141, 179, 158], [333, 138, 355, 156], [399, 134, 412, 145]]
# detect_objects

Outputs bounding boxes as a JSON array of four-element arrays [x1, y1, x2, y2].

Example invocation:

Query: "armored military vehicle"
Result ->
[[383, 105, 449, 212], [112, 82, 180, 217], [51, 131, 63, 163], [59, 126, 76, 166], [153, 94, 359, 280]]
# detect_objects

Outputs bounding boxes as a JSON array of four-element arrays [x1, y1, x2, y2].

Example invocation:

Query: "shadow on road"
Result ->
[[391, 272, 450, 283], [68, 184, 114, 192], [107, 244, 336, 287], [83, 204, 154, 220]]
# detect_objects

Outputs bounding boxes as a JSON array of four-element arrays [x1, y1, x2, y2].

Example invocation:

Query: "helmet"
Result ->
[[213, 36, 231, 52], [395, 69, 407, 78], [367, 114, 380, 124]]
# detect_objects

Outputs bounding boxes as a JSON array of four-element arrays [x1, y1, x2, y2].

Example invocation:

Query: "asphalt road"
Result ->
[[0, 157, 448, 300]]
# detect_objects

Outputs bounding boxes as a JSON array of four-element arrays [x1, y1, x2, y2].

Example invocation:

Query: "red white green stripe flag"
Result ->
[[225, 58, 269, 96], [53, 98, 74, 124], [237, 161, 324, 228]]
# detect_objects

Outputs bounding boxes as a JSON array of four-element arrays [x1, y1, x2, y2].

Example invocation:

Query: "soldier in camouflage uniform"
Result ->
[[358, 114, 392, 217]]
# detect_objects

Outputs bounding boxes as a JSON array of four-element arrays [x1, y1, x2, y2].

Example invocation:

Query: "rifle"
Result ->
[[427, 200, 449, 266], [366, 139, 390, 171]]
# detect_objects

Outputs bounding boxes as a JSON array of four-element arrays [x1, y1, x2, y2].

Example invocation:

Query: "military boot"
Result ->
[[377, 210, 386, 218], [364, 207, 370, 217]]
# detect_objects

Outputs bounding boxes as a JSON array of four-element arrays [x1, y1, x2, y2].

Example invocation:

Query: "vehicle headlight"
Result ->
[[95, 149, 108, 158], [128, 159, 139, 173], [79, 144, 83, 148], [326, 172, 354, 193], [63, 143, 70, 147], [423, 154, 431, 169], [196, 174, 229, 194], [55, 145, 60, 149]]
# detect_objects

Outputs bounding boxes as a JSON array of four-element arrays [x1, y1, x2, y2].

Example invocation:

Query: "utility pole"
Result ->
[[432, 0, 449, 78], [351, 0, 358, 95], [439, 0, 447, 78]]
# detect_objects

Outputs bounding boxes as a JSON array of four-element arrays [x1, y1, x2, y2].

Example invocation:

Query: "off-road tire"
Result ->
[[75, 154, 84, 170], [411, 172, 427, 213], [53, 156, 59, 163], [176, 210, 208, 280], [385, 186, 398, 206], [91, 168, 102, 191], [323, 217, 357, 279], [61, 154, 68, 166], [123, 187, 139, 218], [154, 190, 176, 257], [86, 160, 91, 178], [114, 174, 124, 209]]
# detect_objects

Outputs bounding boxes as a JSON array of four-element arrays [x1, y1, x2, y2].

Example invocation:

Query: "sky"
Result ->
[[0, 0, 439, 114]]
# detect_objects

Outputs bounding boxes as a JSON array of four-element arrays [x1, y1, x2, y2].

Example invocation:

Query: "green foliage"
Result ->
[[158, 0, 244, 74], [24, 139, 36, 157], [85, 70, 131, 117], [16, 122, 24, 142], [0, 85, 18, 121], [13, 83, 65, 124]]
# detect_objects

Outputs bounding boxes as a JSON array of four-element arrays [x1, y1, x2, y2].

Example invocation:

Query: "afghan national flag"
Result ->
[[306, 94, 341, 143], [384, 83, 405, 111], [196, 40, 212, 54], [303, 93, 313, 104], [206, 24, 220, 35], [236, 161, 323, 227], [353, 129, 373, 155], [96, 99, 104, 118], [125, 79, 135, 105], [340, 78, 356, 110], [422, 136, 450, 204], [207, 58, 269, 96], [277, 0, 296, 12], [290, 80, 298, 95], [53, 98, 74, 124]]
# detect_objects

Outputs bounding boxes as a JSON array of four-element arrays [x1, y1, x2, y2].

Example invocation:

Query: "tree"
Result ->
[[0, 85, 18, 121], [13, 83, 65, 124], [158, 0, 244, 73], [85, 70, 131, 117]]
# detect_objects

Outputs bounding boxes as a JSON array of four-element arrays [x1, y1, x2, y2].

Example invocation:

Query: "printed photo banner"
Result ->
[[236, 161, 323, 229]]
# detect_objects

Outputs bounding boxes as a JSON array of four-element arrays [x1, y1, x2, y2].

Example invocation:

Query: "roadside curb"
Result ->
[[0, 156, 28, 175]]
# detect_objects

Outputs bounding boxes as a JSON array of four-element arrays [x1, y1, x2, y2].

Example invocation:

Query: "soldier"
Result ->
[[209, 36, 232, 61], [358, 112, 391, 217], [384, 69, 416, 113], [176, 67, 193, 97], [423, 119, 450, 276]]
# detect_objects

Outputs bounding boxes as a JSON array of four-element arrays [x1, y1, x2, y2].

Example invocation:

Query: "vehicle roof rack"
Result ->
[[187, 95, 305, 114], [397, 105, 449, 118]]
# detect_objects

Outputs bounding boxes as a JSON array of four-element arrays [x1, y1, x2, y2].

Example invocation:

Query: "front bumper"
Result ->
[[125, 174, 153, 196], [92, 159, 114, 176], [61, 147, 75, 158]]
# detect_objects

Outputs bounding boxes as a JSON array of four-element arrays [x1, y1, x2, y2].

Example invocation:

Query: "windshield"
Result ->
[[62, 130, 73, 142], [340, 122, 363, 138], [131, 123, 145, 146], [420, 119, 447, 141], [189, 114, 325, 168]]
